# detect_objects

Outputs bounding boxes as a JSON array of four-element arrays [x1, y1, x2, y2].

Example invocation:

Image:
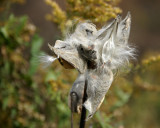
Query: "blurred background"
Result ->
[[0, 0, 160, 128]]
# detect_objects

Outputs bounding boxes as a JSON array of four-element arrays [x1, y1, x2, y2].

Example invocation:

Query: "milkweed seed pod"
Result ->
[[96, 12, 135, 69], [48, 22, 98, 73], [42, 12, 136, 121], [68, 74, 85, 114], [76, 12, 135, 120], [76, 13, 134, 68], [84, 65, 113, 120], [48, 41, 87, 73]]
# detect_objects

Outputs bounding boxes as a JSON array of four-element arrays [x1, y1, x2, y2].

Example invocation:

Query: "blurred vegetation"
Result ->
[[0, 0, 160, 128], [45, 0, 122, 36], [0, 0, 25, 14]]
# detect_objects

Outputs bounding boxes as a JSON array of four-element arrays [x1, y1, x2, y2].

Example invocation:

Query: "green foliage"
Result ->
[[28, 34, 43, 75], [0, 14, 72, 128], [0, 14, 40, 127]]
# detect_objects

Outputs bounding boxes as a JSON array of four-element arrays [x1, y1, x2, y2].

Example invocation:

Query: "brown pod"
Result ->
[[58, 57, 74, 69]]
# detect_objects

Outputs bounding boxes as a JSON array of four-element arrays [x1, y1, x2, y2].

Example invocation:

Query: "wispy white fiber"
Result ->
[[39, 54, 59, 68], [94, 12, 136, 70]]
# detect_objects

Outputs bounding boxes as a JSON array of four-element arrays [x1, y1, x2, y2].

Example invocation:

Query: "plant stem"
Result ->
[[79, 79, 88, 128], [71, 112, 73, 128]]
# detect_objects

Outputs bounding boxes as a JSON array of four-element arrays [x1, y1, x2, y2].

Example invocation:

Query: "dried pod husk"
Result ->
[[95, 12, 134, 70], [73, 22, 97, 39], [116, 12, 131, 44], [48, 40, 87, 74], [84, 65, 113, 120], [68, 74, 85, 114]]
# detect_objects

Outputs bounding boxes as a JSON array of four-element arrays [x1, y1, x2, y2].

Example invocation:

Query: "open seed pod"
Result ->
[[84, 65, 113, 120], [48, 40, 87, 74], [46, 13, 135, 122]]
